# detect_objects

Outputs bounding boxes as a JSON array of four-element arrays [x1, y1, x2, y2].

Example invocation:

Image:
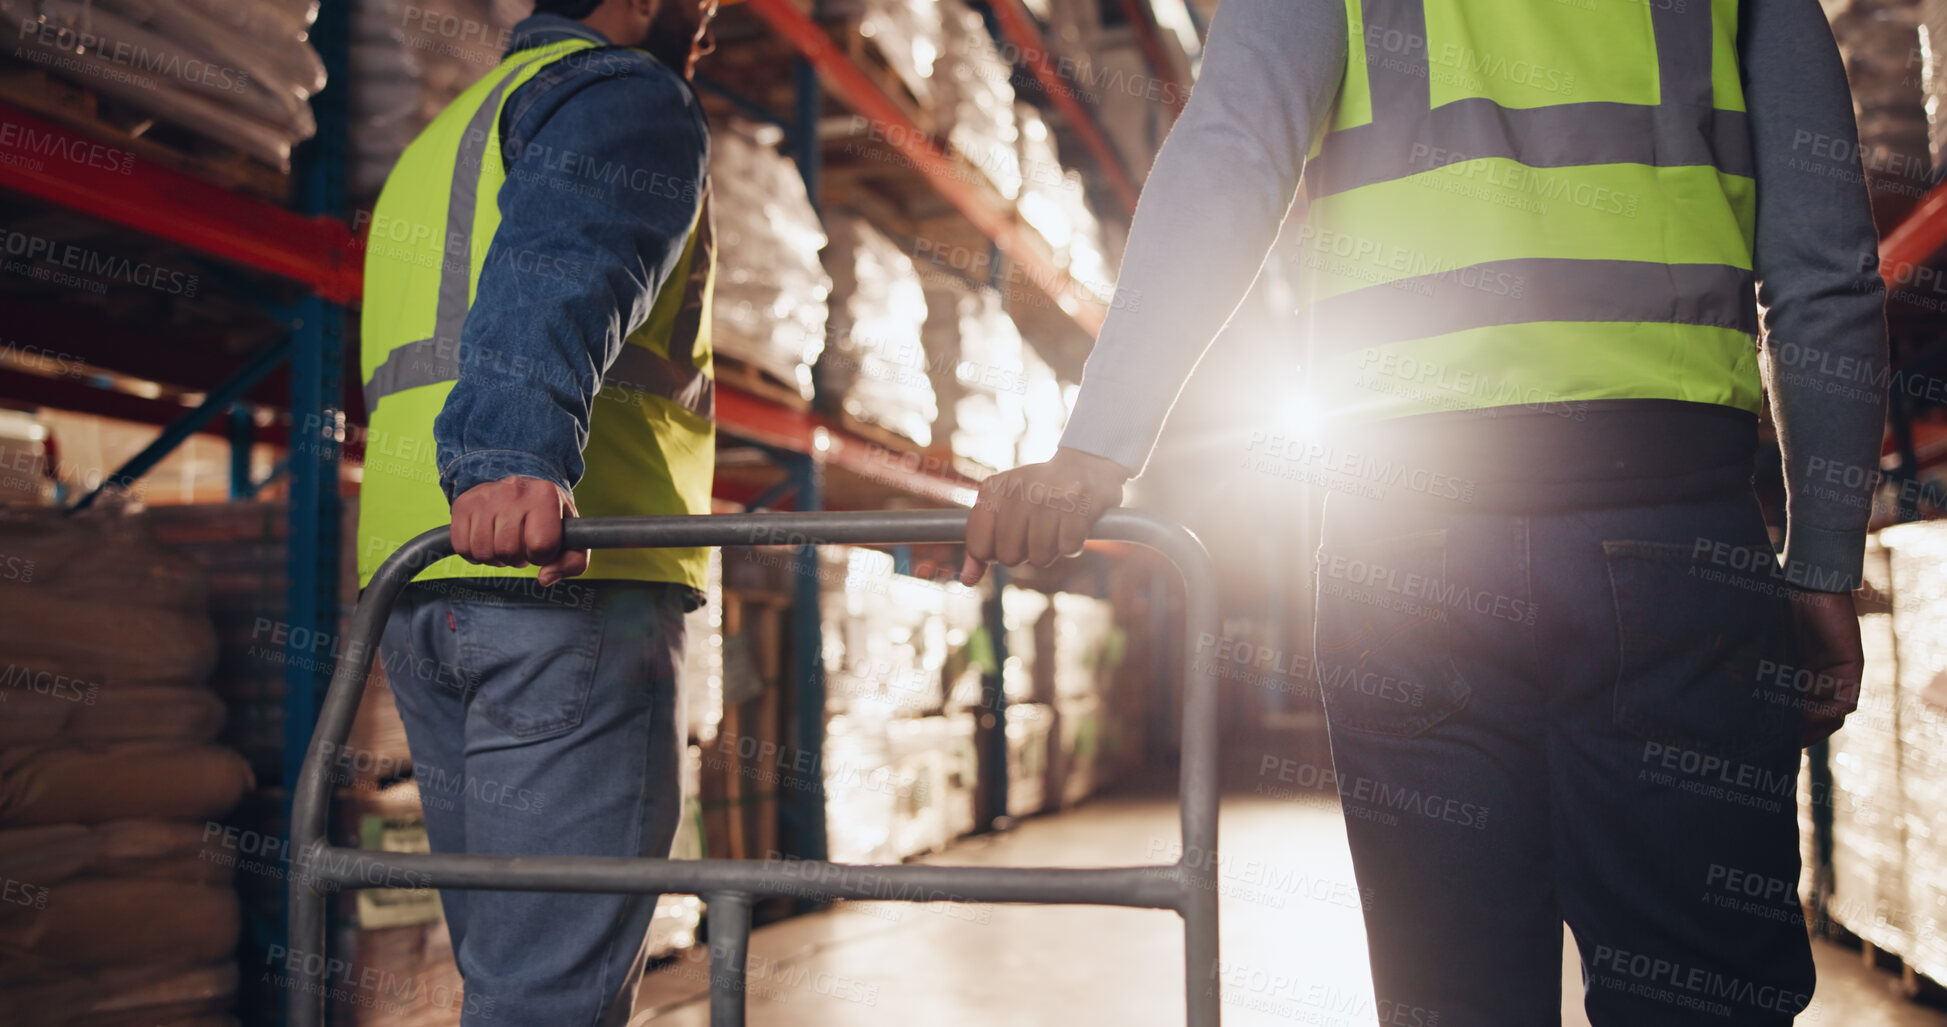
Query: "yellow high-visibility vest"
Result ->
[[1301, 0, 1761, 422], [356, 37, 715, 589]]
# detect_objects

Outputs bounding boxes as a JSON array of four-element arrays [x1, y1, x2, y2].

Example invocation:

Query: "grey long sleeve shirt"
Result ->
[[1058, 0, 1889, 592]]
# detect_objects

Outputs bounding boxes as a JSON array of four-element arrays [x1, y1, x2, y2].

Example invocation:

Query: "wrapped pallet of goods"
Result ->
[[1884, 522, 1947, 974], [935, 0, 1022, 200], [1046, 593, 1124, 808], [1824, 537, 1907, 953], [818, 548, 983, 861], [1015, 103, 1120, 286], [818, 0, 942, 111], [708, 120, 832, 401], [920, 274, 1029, 473], [818, 214, 938, 447], [0, 506, 250, 1026], [0, 0, 325, 171]]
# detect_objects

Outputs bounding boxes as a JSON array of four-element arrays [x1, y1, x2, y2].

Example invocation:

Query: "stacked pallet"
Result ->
[[0, 505, 251, 1026], [818, 214, 938, 448], [936, 0, 1022, 200], [1885, 521, 1947, 978], [920, 274, 1029, 472], [1823, 539, 1906, 950], [708, 118, 832, 403], [816, 547, 984, 863]]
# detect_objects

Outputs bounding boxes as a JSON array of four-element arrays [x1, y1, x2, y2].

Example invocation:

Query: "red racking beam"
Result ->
[[1879, 179, 1947, 288], [0, 104, 363, 304], [742, 0, 1110, 334]]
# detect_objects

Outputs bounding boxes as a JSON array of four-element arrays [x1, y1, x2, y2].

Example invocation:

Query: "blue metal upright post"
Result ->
[[229, 405, 255, 500], [284, 0, 350, 796], [780, 451, 830, 870], [978, 565, 1010, 829]]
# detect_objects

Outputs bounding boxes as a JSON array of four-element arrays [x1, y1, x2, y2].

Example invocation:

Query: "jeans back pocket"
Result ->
[[1603, 540, 1802, 762], [1313, 529, 1472, 737], [455, 593, 605, 742]]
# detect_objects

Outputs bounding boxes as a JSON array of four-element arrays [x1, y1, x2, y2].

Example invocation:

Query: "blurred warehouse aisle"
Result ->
[[633, 789, 1947, 1026]]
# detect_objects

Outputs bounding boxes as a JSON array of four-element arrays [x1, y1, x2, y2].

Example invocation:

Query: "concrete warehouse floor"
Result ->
[[632, 774, 1946, 1025]]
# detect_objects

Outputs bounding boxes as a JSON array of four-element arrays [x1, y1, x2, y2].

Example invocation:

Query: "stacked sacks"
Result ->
[[0, 0, 325, 170], [350, 0, 528, 196], [709, 119, 832, 400], [818, 214, 937, 446], [0, 506, 251, 1026], [935, 0, 1022, 200], [920, 274, 1028, 472]]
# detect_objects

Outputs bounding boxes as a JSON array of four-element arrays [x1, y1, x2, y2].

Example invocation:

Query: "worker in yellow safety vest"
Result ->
[[355, 1, 719, 1022], [964, 1, 1887, 1022]]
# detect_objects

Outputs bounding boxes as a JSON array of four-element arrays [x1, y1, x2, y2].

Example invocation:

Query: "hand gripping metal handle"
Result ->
[[288, 509, 1221, 1026]]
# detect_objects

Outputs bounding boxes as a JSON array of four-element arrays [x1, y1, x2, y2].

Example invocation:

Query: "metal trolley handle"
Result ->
[[289, 509, 1221, 1026]]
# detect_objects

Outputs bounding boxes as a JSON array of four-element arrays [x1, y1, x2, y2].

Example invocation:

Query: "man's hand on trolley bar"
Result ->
[[450, 475, 590, 586], [961, 448, 1132, 586], [1790, 586, 1866, 747]]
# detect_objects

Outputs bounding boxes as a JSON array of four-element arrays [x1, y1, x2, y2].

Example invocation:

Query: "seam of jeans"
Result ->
[[587, 592, 656, 1027]]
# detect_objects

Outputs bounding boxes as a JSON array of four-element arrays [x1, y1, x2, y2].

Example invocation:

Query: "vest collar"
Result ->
[[506, 13, 611, 57]]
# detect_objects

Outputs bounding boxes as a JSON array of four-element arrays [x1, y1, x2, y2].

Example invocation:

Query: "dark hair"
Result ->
[[532, 0, 603, 19]]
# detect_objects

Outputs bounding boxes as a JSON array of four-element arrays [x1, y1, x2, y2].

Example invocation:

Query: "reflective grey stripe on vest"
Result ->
[[1308, 1, 1751, 198], [1303, 258, 1758, 352], [363, 63, 530, 412]]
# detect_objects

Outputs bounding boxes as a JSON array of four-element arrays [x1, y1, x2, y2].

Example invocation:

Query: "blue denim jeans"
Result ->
[[378, 578, 687, 1026], [1313, 485, 1815, 1026]]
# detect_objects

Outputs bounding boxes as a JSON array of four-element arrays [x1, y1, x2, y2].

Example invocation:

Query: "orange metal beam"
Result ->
[[1879, 179, 1947, 287], [987, 0, 1144, 215], [0, 104, 363, 304], [742, 0, 1109, 334]]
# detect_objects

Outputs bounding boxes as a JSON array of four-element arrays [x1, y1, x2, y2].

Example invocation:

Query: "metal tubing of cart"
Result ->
[[707, 892, 753, 1027], [289, 509, 1221, 1027]]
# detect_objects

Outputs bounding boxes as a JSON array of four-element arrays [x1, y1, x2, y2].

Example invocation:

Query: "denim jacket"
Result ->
[[432, 14, 710, 503]]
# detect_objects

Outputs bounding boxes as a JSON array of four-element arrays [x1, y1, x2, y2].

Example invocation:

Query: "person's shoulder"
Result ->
[[535, 45, 689, 105], [508, 45, 704, 147]]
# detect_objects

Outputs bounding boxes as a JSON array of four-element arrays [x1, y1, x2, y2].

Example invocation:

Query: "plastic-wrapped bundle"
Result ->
[[1051, 592, 1116, 700], [819, 214, 937, 446], [936, 0, 1022, 198], [1004, 701, 1053, 817], [0, 0, 324, 169], [921, 275, 1028, 471], [819, 548, 982, 718], [822, 712, 901, 864], [350, 0, 528, 196], [1016, 103, 1118, 289], [1884, 522, 1947, 977], [821, 0, 942, 108], [1825, 537, 1908, 954], [1001, 586, 1050, 704], [710, 119, 831, 398]]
